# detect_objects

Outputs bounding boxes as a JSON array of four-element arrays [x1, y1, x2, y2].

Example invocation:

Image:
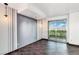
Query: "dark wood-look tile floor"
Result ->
[[6, 39, 79, 55]]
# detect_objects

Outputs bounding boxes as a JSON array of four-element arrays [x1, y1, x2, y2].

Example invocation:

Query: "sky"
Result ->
[[49, 20, 66, 28]]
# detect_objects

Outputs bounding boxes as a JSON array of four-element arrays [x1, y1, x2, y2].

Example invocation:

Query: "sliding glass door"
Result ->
[[48, 19, 67, 43]]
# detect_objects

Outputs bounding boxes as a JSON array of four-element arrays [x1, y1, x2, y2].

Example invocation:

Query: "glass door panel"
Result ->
[[48, 20, 67, 43]]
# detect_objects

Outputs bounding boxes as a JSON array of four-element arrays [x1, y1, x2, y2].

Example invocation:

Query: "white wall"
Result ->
[[37, 20, 43, 40], [68, 12, 79, 45], [0, 4, 17, 54], [37, 19, 48, 39], [0, 4, 9, 54], [42, 19, 48, 39]]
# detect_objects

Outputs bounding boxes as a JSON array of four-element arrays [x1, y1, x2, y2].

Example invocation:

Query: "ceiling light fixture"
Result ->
[[4, 3, 8, 18]]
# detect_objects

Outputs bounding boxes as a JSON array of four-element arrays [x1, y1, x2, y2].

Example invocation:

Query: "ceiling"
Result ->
[[32, 3, 79, 17], [6, 3, 79, 18], [7, 3, 46, 19]]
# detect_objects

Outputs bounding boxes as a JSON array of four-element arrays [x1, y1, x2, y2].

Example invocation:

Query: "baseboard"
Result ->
[[67, 43, 79, 47], [41, 38, 48, 40]]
